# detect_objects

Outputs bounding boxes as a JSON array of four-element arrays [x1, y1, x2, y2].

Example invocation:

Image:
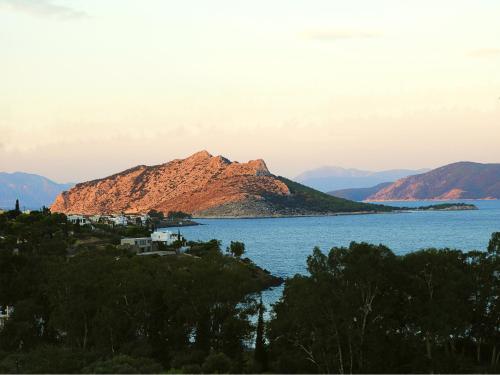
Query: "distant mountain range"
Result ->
[[329, 162, 500, 201], [5, 159, 497, 215], [51, 151, 392, 217], [295, 167, 429, 192], [0, 172, 74, 210]]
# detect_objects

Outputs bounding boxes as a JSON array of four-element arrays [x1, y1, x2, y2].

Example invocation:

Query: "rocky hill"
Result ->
[[368, 162, 500, 201], [0, 172, 74, 209], [51, 151, 392, 217]]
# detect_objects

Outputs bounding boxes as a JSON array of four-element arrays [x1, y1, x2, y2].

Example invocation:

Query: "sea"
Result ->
[[166, 200, 500, 308]]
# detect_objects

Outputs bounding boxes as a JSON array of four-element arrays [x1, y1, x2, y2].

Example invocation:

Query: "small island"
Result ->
[[407, 203, 478, 211]]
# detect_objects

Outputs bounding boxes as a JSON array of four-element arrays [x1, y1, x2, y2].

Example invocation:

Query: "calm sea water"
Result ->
[[171, 200, 500, 306]]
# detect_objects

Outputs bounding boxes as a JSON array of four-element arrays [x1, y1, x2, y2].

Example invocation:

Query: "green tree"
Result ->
[[82, 355, 163, 374], [0, 345, 90, 374], [167, 211, 192, 221], [0, 211, 272, 372], [147, 210, 164, 229], [201, 352, 232, 374], [254, 298, 267, 371], [401, 249, 471, 372], [269, 242, 400, 373], [267, 241, 498, 373], [228, 241, 245, 258], [487, 232, 500, 254]]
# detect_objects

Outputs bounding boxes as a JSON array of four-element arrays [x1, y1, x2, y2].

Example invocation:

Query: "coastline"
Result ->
[[193, 204, 477, 220], [156, 221, 202, 228], [366, 198, 498, 202], [193, 211, 395, 220]]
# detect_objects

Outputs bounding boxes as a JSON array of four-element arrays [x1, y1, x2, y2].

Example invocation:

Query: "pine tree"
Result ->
[[487, 232, 500, 254], [15, 199, 20, 212], [254, 297, 267, 371]]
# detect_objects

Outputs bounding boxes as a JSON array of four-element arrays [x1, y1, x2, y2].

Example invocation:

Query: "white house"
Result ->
[[112, 215, 128, 226], [151, 230, 179, 245], [67, 215, 91, 226], [121, 230, 182, 255]]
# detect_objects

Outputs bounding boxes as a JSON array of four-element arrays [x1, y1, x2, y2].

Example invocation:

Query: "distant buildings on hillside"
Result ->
[[66, 213, 151, 227], [67, 215, 92, 226]]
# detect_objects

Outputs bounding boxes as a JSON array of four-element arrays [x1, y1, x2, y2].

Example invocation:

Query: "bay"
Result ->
[[170, 200, 500, 306]]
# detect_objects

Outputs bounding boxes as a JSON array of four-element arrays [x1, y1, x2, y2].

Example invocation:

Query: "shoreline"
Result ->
[[366, 198, 498, 202], [156, 221, 202, 228], [193, 205, 477, 220], [193, 211, 395, 220]]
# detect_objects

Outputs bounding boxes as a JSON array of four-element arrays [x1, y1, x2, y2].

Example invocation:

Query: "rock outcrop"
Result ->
[[51, 151, 388, 217]]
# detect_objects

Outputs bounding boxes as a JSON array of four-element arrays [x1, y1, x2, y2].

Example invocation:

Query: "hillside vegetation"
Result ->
[[273, 177, 394, 214]]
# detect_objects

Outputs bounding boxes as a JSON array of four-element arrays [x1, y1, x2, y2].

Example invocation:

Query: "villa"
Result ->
[[121, 230, 181, 254], [151, 230, 179, 246], [67, 214, 92, 226]]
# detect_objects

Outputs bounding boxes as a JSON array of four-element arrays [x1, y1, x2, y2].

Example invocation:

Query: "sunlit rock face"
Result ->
[[368, 162, 500, 201], [51, 151, 291, 217]]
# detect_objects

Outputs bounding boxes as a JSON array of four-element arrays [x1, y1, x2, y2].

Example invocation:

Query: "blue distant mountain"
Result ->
[[0, 172, 74, 210], [329, 182, 394, 201], [294, 166, 430, 192]]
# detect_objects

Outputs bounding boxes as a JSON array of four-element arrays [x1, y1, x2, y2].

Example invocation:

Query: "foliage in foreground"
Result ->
[[0, 210, 267, 373], [268, 238, 500, 373], [0, 209, 499, 373]]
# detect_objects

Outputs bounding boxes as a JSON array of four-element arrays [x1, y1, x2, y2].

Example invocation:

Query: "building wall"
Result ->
[[121, 237, 152, 252], [151, 231, 177, 245]]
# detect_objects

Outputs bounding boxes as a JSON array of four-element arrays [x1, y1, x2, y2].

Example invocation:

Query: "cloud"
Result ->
[[302, 29, 381, 42], [0, 0, 88, 19], [467, 48, 500, 58]]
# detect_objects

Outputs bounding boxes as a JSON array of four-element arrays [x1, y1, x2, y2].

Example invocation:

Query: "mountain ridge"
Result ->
[[367, 162, 500, 201], [295, 166, 429, 192], [0, 172, 74, 209], [50, 151, 392, 217]]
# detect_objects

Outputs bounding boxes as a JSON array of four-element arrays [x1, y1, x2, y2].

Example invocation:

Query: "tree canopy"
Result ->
[[0, 210, 498, 373], [0, 211, 273, 373], [268, 239, 500, 373]]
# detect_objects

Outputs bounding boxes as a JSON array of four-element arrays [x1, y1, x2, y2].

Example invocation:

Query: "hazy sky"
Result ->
[[1, 0, 499, 182]]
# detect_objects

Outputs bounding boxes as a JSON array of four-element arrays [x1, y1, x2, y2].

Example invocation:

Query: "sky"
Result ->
[[1, 0, 499, 183]]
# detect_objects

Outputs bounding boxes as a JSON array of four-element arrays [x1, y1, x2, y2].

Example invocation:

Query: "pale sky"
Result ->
[[1, 0, 499, 182]]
